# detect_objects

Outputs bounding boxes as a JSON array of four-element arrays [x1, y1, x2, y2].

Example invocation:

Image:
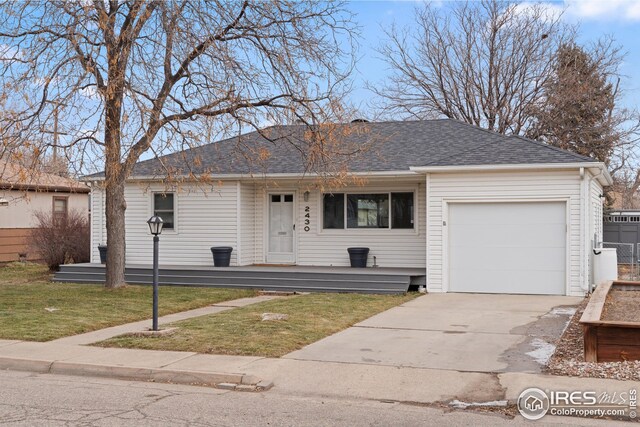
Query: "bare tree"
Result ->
[[372, 0, 572, 134], [0, 1, 357, 288], [608, 171, 640, 210]]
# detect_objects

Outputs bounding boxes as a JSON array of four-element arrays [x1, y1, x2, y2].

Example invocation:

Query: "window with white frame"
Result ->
[[153, 193, 175, 230], [322, 192, 414, 229]]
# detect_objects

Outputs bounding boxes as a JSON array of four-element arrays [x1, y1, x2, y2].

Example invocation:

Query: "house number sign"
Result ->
[[304, 206, 311, 232]]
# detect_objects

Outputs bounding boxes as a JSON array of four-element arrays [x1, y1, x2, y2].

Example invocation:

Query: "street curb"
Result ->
[[0, 357, 53, 374], [0, 356, 272, 391]]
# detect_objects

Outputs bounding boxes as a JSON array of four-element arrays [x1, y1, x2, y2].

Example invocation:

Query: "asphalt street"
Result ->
[[0, 370, 623, 426]]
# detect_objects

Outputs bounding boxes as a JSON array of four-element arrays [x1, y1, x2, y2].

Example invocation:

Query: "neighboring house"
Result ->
[[0, 161, 90, 262], [86, 119, 610, 296]]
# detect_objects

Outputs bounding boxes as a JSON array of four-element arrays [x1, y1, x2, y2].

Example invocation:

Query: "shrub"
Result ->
[[29, 209, 90, 271]]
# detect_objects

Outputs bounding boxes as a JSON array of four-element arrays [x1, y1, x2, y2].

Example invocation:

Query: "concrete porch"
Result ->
[[53, 264, 425, 294]]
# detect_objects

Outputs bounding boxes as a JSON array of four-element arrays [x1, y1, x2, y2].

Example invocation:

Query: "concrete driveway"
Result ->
[[284, 293, 582, 373]]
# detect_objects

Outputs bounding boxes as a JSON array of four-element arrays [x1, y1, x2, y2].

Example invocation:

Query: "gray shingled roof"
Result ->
[[87, 119, 597, 179]]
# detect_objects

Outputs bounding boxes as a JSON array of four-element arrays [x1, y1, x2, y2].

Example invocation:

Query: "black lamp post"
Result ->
[[147, 215, 164, 331]]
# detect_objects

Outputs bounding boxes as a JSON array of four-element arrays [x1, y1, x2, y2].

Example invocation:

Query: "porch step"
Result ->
[[53, 264, 421, 294]]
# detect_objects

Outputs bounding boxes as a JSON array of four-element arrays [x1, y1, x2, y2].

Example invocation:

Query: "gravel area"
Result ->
[[546, 296, 640, 381], [602, 288, 640, 322]]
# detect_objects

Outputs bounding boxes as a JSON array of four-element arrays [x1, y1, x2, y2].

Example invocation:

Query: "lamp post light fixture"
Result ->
[[147, 215, 164, 331]]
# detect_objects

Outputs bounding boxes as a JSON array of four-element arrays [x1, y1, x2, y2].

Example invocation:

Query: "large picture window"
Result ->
[[347, 194, 389, 228], [153, 193, 175, 230], [322, 192, 414, 230]]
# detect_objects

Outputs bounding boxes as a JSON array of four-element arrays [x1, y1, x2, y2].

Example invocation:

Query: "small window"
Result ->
[[153, 193, 175, 230], [271, 195, 281, 203], [53, 196, 68, 223], [391, 193, 414, 229], [284, 194, 293, 203], [347, 194, 389, 228], [323, 193, 344, 229]]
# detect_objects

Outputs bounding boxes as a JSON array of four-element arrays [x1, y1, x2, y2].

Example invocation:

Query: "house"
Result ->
[[0, 161, 90, 262], [84, 119, 610, 296]]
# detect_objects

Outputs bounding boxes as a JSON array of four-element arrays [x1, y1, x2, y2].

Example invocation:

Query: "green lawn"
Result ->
[[0, 263, 256, 341], [98, 291, 419, 357]]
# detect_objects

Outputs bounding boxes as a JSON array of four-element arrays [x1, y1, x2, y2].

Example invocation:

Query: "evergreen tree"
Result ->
[[527, 44, 617, 163]]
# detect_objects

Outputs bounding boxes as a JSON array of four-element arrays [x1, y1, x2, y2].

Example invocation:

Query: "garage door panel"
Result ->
[[449, 269, 566, 295], [448, 202, 566, 295], [450, 225, 565, 248], [450, 246, 565, 272], [450, 202, 566, 226]]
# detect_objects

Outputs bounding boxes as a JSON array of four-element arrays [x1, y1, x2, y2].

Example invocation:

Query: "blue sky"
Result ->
[[347, 0, 640, 115]]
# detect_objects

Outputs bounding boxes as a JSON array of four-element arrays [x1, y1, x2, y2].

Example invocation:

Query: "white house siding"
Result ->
[[239, 182, 257, 266], [90, 185, 106, 263], [589, 172, 604, 287], [284, 179, 427, 268], [426, 169, 585, 296], [91, 181, 240, 266]]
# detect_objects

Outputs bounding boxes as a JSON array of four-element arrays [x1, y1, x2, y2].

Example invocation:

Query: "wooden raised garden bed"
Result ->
[[580, 281, 640, 362]]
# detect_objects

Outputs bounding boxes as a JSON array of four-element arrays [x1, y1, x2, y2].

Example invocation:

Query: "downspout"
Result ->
[[590, 166, 606, 252], [579, 168, 588, 291], [584, 166, 606, 291]]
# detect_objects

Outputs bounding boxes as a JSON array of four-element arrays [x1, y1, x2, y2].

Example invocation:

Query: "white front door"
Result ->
[[267, 193, 296, 263]]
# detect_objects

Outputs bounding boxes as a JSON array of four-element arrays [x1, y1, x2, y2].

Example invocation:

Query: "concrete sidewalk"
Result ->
[[0, 338, 636, 414], [0, 338, 272, 390]]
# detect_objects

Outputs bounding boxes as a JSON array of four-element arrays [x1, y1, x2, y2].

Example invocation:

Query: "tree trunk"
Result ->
[[104, 176, 127, 288]]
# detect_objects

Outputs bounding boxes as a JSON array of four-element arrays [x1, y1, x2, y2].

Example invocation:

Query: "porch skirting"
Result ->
[[53, 263, 425, 294]]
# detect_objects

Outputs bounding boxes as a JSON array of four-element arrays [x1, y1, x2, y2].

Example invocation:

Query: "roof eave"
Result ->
[[0, 183, 91, 193], [409, 162, 613, 186], [84, 170, 421, 183]]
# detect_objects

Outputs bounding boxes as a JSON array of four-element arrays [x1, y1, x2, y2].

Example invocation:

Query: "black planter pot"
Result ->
[[211, 246, 233, 267], [98, 245, 107, 264], [347, 247, 369, 268]]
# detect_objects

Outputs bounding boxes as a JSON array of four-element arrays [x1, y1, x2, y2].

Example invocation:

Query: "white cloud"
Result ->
[[512, 2, 564, 21], [514, 1, 640, 23], [564, 0, 640, 22]]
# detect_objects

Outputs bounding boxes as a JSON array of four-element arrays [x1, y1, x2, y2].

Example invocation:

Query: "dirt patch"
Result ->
[[602, 288, 640, 322], [546, 296, 640, 381]]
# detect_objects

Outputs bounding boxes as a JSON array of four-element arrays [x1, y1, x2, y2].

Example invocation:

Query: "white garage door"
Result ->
[[448, 202, 566, 295]]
